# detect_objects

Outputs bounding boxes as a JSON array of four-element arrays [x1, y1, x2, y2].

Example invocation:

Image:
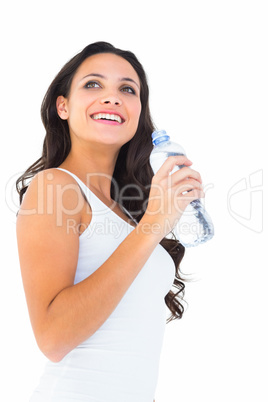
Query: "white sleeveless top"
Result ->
[[29, 168, 175, 402]]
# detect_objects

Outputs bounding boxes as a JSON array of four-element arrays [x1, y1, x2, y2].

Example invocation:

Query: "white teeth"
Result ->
[[92, 113, 122, 123]]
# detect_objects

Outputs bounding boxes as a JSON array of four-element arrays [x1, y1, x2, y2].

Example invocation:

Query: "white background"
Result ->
[[1, 1, 267, 401]]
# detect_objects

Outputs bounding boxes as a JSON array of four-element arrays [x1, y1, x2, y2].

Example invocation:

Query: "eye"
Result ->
[[84, 81, 101, 89], [121, 86, 136, 95]]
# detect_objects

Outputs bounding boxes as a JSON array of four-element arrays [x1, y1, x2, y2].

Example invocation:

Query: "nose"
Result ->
[[100, 94, 122, 106]]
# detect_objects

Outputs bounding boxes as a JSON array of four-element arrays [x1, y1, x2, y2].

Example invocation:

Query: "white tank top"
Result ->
[[29, 168, 175, 402]]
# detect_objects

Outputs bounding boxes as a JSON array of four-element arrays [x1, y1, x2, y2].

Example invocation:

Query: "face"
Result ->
[[56, 53, 142, 149]]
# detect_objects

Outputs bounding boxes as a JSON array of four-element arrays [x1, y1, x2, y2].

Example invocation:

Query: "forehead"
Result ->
[[73, 53, 140, 85]]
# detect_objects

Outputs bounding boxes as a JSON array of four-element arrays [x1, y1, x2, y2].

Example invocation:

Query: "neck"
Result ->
[[59, 143, 120, 201]]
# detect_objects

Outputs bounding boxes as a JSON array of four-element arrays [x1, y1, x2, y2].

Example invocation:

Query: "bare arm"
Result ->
[[17, 159, 203, 362], [44, 221, 159, 361]]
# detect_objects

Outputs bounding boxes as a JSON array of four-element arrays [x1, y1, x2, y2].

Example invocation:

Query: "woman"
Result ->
[[16, 42, 204, 401]]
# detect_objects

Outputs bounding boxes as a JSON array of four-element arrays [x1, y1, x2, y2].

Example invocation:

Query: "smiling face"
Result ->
[[56, 53, 142, 150]]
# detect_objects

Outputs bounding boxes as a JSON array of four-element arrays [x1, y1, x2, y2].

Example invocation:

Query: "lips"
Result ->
[[90, 111, 125, 124]]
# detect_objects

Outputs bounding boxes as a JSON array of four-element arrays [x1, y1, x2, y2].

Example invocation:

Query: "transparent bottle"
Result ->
[[149, 130, 214, 247]]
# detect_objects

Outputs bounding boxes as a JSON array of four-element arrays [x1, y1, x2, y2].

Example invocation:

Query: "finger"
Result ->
[[170, 167, 202, 185], [179, 189, 205, 203], [185, 189, 205, 200], [172, 179, 203, 195], [154, 155, 192, 179]]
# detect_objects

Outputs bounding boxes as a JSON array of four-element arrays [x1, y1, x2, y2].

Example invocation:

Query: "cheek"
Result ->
[[131, 101, 142, 123], [68, 92, 95, 114]]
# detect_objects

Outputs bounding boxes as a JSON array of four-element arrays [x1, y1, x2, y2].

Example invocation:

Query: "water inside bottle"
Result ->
[[150, 151, 214, 247]]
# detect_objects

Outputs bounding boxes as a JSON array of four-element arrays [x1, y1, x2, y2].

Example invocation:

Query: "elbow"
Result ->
[[37, 334, 70, 363], [43, 349, 66, 364], [41, 343, 68, 363]]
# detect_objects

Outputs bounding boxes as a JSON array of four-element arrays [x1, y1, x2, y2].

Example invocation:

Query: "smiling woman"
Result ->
[[15, 41, 203, 402], [55, 52, 142, 155]]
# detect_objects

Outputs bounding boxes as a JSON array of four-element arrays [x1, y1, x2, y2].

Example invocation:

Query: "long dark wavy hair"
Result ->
[[16, 41, 187, 322]]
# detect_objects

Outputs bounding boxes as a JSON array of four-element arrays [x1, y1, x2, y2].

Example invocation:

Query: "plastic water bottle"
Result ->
[[149, 130, 214, 247]]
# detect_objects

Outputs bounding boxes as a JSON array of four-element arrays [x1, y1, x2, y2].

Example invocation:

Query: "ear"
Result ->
[[56, 96, 69, 120]]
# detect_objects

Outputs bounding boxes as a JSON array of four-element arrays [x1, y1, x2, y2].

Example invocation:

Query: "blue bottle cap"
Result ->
[[151, 130, 170, 146]]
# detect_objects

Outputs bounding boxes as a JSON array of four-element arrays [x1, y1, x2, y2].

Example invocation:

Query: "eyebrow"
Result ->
[[80, 73, 140, 90]]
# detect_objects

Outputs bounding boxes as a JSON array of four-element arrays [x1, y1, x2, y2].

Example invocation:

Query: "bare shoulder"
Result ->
[[16, 167, 87, 259], [18, 168, 85, 222]]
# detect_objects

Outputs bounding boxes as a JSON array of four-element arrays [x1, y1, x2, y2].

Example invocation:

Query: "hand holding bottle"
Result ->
[[142, 155, 205, 240], [149, 130, 214, 247]]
